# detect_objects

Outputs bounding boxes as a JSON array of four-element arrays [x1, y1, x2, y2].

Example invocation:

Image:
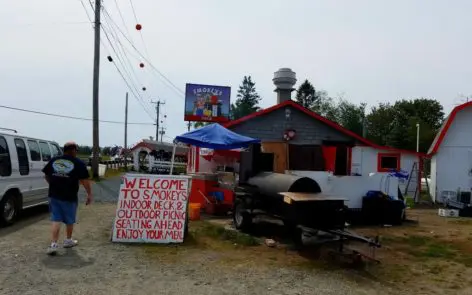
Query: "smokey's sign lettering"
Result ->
[[112, 174, 190, 243], [192, 86, 223, 96]]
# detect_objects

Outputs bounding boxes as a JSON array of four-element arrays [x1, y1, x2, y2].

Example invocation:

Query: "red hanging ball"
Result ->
[[136, 24, 142, 30], [139, 62, 144, 68]]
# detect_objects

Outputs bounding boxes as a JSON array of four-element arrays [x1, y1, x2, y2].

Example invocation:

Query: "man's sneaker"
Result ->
[[47, 243, 58, 256], [63, 239, 78, 248]]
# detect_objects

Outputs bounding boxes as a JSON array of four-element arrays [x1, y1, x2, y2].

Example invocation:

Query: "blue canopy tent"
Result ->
[[170, 123, 260, 173]]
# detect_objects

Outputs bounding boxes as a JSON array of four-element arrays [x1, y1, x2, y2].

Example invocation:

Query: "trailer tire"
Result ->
[[233, 199, 252, 231], [291, 226, 304, 248], [284, 221, 304, 248]]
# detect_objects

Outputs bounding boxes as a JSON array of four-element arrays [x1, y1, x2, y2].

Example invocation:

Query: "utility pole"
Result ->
[[159, 127, 165, 142], [151, 100, 164, 141], [362, 118, 368, 138], [416, 123, 420, 153], [124, 92, 128, 169], [92, 0, 101, 179]]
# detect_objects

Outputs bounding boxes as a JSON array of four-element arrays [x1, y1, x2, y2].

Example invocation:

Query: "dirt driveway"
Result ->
[[0, 177, 391, 295]]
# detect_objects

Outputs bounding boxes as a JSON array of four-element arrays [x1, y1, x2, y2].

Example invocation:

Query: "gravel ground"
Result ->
[[0, 177, 393, 295]]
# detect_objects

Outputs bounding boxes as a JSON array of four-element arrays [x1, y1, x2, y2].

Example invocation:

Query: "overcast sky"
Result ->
[[1, 0, 470, 147]]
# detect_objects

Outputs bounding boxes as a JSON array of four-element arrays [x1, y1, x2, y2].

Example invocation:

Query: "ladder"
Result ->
[[404, 162, 430, 203]]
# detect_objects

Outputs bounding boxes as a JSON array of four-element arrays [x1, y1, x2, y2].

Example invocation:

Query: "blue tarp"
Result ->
[[174, 123, 260, 150]]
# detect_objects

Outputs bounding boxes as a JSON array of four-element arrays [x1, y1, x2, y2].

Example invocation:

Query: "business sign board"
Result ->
[[112, 174, 191, 243], [184, 83, 231, 122]]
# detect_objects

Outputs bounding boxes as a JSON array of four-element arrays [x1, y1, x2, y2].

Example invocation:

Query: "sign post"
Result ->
[[112, 174, 191, 243]]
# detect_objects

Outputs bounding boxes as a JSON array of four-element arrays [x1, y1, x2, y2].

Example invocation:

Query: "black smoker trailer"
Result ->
[[233, 144, 381, 259]]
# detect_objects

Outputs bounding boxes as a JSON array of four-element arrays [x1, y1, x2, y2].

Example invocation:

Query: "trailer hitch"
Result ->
[[325, 229, 382, 248]]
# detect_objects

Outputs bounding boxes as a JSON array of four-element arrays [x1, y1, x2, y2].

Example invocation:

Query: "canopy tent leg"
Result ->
[[170, 144, 177, 175]]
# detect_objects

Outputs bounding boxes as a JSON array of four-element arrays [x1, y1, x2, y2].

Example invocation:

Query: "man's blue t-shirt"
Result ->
[[42, 155, 89, 203]]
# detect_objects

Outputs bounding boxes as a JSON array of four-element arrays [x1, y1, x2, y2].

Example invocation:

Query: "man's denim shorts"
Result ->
[[48, 198, 78, 225]]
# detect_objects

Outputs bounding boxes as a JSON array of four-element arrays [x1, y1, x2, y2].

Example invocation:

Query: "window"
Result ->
[[289, 144, 325, 171], [27, 140, 41, 161], [0, 136, 12, 177], [377, 153, 400, 172], [14, 138, 29, 175], [50, 143, 62, 157], [39, 142, 52, 161]]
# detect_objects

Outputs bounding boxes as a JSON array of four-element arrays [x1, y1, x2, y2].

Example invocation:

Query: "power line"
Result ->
[[128, 0, 151, 58], [10, 21, 91, 27], [79, 0, 93, 23], [101, 12, 147, 102], [102, 40, 155, 121], [101, 7, 185, 98], [100, 6, 157, 118], [80, 0, 155, 120], [100, 23, 155, 119], [113, 0, 133, 40], [0, 105, 154, 125]]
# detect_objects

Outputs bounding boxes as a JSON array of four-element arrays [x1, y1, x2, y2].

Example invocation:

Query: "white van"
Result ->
[[0, 132, 62, 225]]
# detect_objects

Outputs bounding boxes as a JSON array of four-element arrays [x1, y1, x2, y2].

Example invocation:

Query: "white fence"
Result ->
[[149, 161, 187, 175]]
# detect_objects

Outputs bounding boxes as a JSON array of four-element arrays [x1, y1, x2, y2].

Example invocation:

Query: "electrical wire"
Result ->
[[101, 6, 171, 127], [0, 105, 154, 125], [99, 5, 157, 117], [102, 7, 185, 98], [128, 0, 151, 58], [80, 0, 155, 120], [10, 21, 91, 27], [113, 0, 133, 41], [100, 35, 156, 121], [101, 23, 154, 119], [101, 13, 148, 103], [80, 0, 93, 23]]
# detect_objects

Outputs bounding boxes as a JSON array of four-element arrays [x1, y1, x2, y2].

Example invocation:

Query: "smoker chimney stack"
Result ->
[[273, 68, 297, 104]]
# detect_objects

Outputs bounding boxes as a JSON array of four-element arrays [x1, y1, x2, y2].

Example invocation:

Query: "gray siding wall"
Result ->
[[229, 106, 355, 145]]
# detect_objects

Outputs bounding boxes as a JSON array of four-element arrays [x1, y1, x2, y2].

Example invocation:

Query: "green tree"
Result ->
[[365, 102, 395, 146], [295, 79, 317, 108], [336, 100, 367, 136], [366, 98, 444, 152], [193, 121, 210, 129], [231, 76, 261, 120]]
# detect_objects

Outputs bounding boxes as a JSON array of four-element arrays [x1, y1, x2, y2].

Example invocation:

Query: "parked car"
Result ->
[[0, 132, 62, 225]]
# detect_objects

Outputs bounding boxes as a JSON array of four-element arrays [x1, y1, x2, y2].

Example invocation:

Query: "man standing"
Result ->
[[42, 141, 92, 255]]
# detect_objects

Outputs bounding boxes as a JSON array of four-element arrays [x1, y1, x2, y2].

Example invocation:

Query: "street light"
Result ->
[[416, 123, 420, 152]]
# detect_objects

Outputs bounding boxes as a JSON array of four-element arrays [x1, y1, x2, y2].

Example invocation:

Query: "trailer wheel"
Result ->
[[291, 226, 304, 248], [284, 221, 304, 248], [233, 199, 252, 231]]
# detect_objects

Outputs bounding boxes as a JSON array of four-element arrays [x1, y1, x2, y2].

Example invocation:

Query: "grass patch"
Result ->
[[422, 243, 456, 258], [193, 221, 260, 246], [449, 219, 472, 225], [403, 235, 430, 246], [88, 167, 127, 181], [104, 167, 127, 178], [405, 197, 415, 208], [382, 234, 466, 264]]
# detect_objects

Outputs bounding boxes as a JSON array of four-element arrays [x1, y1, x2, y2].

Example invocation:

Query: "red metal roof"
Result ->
[[428, 101, 472, 155], [223, 100, 424, 156]]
